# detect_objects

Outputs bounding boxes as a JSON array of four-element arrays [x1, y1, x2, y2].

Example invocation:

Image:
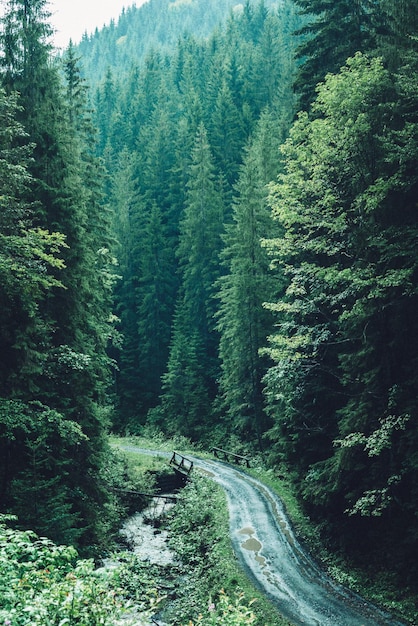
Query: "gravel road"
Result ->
[[119, 445, 406, 626]]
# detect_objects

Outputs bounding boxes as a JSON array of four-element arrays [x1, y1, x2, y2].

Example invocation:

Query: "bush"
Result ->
[[184, 589, 257, 625], [0, 516, 154, 625]]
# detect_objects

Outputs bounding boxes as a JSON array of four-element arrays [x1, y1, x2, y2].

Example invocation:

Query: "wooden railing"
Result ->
[[112, 488, 178, 502], [169, 451, 194, 476], [212, 447, 250, 467]]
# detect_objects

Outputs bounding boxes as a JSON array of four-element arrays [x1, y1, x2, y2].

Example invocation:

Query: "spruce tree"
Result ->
[[216, 109, 288, 448], [0, 0, 115, 549], [0, 83, 78, 543], [156, 124, 225, 439], [379, 0, 418, 69], [293, 0, 379, 110]]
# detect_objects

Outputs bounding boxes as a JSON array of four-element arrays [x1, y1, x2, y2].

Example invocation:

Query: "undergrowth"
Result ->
[[161, 475, 291, 625]]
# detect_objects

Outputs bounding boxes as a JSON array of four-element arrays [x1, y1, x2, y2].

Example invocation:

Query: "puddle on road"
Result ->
[[238, 527, 296, 599], [255, 554, 267, 567], [238, 527, 267, 568], [239, 526, 255, 535], [242, 536, 262, 551]]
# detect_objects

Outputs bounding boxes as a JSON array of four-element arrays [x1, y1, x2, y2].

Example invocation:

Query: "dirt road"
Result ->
[[120, 445, 406, 626]]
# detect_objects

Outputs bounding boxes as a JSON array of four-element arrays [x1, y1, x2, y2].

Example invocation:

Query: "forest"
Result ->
[[0, 0, 417, 622]]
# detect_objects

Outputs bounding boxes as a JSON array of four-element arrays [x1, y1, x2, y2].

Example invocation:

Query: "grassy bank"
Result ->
[[163, 475, 290, 625]]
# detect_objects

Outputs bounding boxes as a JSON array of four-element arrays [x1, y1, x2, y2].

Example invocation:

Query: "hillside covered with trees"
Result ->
[[0, 0, 417, 621]]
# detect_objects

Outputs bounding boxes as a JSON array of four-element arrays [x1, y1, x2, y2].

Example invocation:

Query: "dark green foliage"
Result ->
[[95, 1, 299, 433], [0, 0, 116, 551], [215, 108, 289, 448], [265, 51, 418, 583], [0, 0, 416, 608], [156, 125, 225, 439], [293, 0, 380, 110], [0, 400, 85, 544], [76, 0, 285, 88], [378, 0, 418, 69]]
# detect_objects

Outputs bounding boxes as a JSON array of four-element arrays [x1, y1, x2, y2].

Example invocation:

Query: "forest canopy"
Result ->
[[0, 0, 417, 606]]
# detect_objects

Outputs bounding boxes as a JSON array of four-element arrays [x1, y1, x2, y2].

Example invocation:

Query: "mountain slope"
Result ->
[[76, 0, 285, 85]]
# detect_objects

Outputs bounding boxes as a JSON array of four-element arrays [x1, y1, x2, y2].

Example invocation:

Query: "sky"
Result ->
[[48, 0, 149, 49]]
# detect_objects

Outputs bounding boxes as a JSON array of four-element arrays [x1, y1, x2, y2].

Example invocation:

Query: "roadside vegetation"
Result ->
[[0, 514, 157, 626], [111, 435, 287, 624], [0, 438, 277, 626], [163, 475, 286, 625], [245, 462, 416, 625]]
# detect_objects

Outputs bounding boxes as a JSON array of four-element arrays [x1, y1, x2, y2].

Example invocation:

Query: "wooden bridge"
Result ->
[[169, 451, 194, 478], [212, 446, 250, 467]]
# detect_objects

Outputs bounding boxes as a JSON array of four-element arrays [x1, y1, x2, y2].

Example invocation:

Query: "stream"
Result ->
[[119, 445, 407, 626]]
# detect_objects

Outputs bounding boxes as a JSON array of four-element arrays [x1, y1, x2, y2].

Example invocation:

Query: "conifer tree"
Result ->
[[111, 94, 181, 428], [109, 149, 140, 428], [215, 108, 288, 448], [293, 0, 379, 110], [0, 0, 115, 549], [379, 0, 418, 68], [156, 124, 225, 439], [0, 83, 79, 544], [209, 78, 245, 187]]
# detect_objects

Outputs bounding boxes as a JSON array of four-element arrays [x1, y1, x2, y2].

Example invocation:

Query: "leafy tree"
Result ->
[[0, 84, 77, 542], [0, 515, 156, 624], [265, 52, 418, 579]]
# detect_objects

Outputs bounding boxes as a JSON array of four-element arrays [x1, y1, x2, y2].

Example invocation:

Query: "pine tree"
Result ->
[[293, 0, 379, 110], [136, 202, 177, 416], [216, 131, 280, 448], [157, 124, 225, 439], [0, 86, 66, 396], [0, 0, 115, 549], [209, 77, 246, 187], [0, 84, 77, 543], [110, 83, 181, 428], [379, 0, 418, 69]]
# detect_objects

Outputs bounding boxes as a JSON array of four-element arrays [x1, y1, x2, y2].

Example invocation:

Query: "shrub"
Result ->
[[184, 589, 257, 625], [0, 516, 154, 625]]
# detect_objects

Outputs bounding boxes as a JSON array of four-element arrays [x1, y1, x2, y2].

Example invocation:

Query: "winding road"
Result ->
[[120, 445, 406, 626]]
